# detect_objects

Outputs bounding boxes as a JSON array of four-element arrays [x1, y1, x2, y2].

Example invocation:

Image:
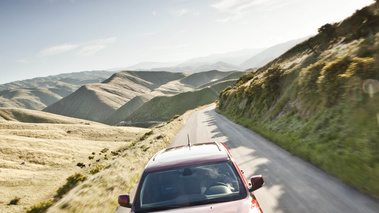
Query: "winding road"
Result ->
[[170, 105, 379, 213]]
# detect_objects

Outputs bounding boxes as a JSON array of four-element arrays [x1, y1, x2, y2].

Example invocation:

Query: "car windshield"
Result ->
[[134, 161, 247, 212]]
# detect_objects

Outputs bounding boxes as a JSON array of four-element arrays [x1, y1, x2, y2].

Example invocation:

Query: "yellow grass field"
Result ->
[[0, 108, 148, 213], [0, 105, 202, 213]]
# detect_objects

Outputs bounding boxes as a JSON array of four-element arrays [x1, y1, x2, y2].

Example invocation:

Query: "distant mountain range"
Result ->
[[240, 37, 310, 69], [116, 36, 309, 72]]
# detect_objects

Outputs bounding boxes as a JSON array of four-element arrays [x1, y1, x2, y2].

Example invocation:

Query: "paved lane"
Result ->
[[170, 105, 379, 213]]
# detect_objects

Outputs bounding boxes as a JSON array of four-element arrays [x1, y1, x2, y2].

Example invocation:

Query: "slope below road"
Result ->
[[170, 105, 379, 213]]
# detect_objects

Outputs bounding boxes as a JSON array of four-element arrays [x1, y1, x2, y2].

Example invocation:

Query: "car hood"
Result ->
[[154, 198, 262, 213]]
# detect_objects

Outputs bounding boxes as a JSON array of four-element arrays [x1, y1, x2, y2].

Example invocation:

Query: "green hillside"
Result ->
[[218, 3, 379, 197], [180, 70, 238, 88], [198, 71, 247, 89], [125, 80, 236, 125], [103, 95, 153, 125]]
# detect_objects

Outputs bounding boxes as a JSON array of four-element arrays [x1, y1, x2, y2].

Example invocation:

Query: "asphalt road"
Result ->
[[170, 105, 379, 213]]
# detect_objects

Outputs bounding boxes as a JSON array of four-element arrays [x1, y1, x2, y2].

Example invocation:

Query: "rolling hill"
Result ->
[[0, 70, 114, 91], [43, 70, 244, 123], [0, 71, 114, 110], [0, 108, 98, 124], [102, 94, 154, 125], [123, 80, 236, 126], [218, 2, 379, 197]]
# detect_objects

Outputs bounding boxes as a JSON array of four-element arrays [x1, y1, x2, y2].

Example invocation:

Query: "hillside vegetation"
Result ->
[[219, 3, 379, 197], [0, 108, 148, 213]]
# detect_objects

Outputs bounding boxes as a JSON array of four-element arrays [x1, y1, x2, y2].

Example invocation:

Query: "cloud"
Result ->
[[153, 44, 187, 50], [211, 0, 261, 12], [174, 9, 189, 16], [140, 31, 161, 37], [38, 37, 116, 57], [78, 37, 116, 56], [211, 0, 271, 21], [39, 44, 78, 56]]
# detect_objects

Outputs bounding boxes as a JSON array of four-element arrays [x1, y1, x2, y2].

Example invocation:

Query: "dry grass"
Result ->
[[0, 105, 204, 213], [0, 112, 148, 213], [45, 106, 199, 213]]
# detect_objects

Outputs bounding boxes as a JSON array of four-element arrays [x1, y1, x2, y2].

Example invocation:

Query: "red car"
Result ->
[[117, 142, 264, 213]]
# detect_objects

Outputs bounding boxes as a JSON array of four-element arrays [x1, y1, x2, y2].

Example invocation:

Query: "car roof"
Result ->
[[144, 142, 230, 172]]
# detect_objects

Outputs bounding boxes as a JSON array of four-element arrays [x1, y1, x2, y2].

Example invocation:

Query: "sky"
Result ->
[[0, 0, 374, 84]]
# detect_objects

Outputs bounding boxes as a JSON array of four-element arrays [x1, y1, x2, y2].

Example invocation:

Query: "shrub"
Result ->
[[140, 131, 153, 141], [76, 162, 86, 168], [89, 164, 105, 175], [101, 148, 109, 153], [318, 23, 338, 42], [258, 65, 283, 106], [235, 85, 247, 98], [55, 173, 86, 199], [88, 156, 94, 160], [155, 135, 164, 140], [317, 57, 352, 106], [26, 198, 54, 213], [8, 197, 21, 205], [168, 115, 180, 123], [298, 62, 326, 102], [235, 72, 255, 87], [220, 86, 232, 101], [343, 57, 376, 79]]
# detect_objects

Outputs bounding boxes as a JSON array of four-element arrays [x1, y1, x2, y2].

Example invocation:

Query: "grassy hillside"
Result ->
[[179, 70, 237, 88], [197, 71, 247, 89], [0, 108, 99, 124], [109, 71, 187, 89], [125, 80, 236, 125], [43, 71, 189, 122], [0, 71, 113, 91], [0, 86, 75, 110], [43, 72, 160, 122], [43, 70, 243, 123], [0, 71, 113, 110], [0, 108, 148, 213], [103, 95, 153, 125], [218, 3, 379, 197], [2, 105, 202, 213]]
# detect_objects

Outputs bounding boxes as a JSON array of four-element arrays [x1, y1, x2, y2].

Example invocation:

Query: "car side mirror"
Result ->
[[118, 194, 132, 208], [249, 175, 264, 192]]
